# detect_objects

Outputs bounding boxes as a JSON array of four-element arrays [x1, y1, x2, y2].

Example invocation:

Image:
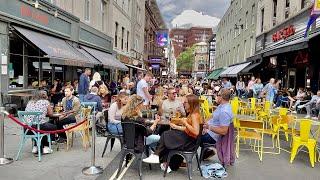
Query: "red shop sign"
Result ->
[[272, 25, 295, 42]]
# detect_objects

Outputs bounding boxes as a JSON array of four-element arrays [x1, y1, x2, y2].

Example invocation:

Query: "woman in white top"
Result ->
[[107, 92, 129, 135], [25, 90, 56, 154]]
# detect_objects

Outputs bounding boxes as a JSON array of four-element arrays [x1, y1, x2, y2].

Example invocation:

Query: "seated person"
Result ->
[[292, 87, 306, 112], [121, 95, 161, 151], [56, 86, 81, 142], [201, 89, 234, 160], [107, 92, 128, 135], [84, 86, 103, 112], [98, 84, 111, 126], [158, 87, 186, 120], [298, 90, 320, 118], [25, 90, 56, 154], [143, 94, 203, 173]]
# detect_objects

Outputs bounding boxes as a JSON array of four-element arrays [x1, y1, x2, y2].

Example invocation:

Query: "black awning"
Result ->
[[263, 38, 308, 57], [14, 26, 93, 67], [241, 61, 262, 73]]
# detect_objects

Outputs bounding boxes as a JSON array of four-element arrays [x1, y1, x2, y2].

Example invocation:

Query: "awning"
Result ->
[[124, 64, 146, 71], [14, 26, 92, 67], [207, 68, 225, 80], [81, 46, 128, 71], [220, 62, 251, 77], [262, 38, 308, 57], [240, 61, 262, 73], [76, 47, 101, 66], [247, 53, 263, 62]]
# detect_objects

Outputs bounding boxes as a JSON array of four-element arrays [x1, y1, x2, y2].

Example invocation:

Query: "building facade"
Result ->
[[193, 42, 208, 79], [208, 34, 216, 70], [144, 0, 167, 77], [169, 27, 213, 58], [215, 0, 257, 68]]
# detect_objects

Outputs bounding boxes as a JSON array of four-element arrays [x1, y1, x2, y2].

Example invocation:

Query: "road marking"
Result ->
[[109, 156, 135, 180]]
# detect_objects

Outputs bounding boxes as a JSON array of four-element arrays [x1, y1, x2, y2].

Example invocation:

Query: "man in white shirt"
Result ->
[[159, 87, 186, 120], [137, 72, 153, 106]]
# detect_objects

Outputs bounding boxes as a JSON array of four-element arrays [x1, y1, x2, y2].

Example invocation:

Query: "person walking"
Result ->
[[262, 78, 277, 103], [78, 68, 91, 102]]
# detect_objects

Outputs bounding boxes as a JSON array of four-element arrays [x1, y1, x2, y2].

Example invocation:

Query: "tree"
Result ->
[[176, 45, 195, 72]]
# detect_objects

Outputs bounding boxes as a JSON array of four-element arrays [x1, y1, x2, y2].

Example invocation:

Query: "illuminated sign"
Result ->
[[272, 25, 295, 42], [156, 30, 168, 47]]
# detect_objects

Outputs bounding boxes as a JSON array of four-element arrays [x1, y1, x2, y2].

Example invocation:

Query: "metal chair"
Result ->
[[163, 125, 204, 180], [101, 110, 123, 157], [16, 111, 52, 162], [199, 142, 216, 163], [116, 121, 148, 180]]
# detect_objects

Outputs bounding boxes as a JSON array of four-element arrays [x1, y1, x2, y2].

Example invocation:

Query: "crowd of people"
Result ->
[[22, 68, 319, 174]]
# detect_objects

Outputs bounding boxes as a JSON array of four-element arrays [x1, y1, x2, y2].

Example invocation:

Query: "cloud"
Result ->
[[171, 10, 220, 28], [157, 0, 231, 28]]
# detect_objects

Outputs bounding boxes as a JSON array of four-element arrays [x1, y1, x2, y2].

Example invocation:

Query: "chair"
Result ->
[[116, 121, 148, 180], [163, 125, 203, 180], [199, 142, 216, 163], [200, 96, 211, 120], [278, 108, 288, 116], [290, 119, 318, 167], [65, 102, 96, 151], [262, 115, 281, 154], [16, 111, 52, 162], [101, 111, 123, 157], [236, 119, 265, 161]]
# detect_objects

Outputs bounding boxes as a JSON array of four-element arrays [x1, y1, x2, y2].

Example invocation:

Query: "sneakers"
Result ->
[[32, 146, 38, 154], [43, 146, 53, 154], [143, 154, 160, 164], [312, 117, 319, 120], [297, 105, 304, 109], [291, 111, 297, 114], [160, 163, 172, 173], [304, 115, 311, 119]]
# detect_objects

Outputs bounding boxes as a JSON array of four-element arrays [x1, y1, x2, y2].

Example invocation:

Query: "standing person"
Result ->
[[25, 90, 56, 154], [56, 86, 81, 142], [143, 94, 203, 172], [137, 72, 153, 107], [253, 78, 264, 99], [236, 77, 245, 97], [78, 68, 91, 102], [262, 78, 277, 103], [247, 76, 256, 98], [90, 72, 104, 90]]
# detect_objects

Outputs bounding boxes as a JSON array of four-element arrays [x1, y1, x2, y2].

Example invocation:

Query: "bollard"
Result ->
[[82, 111, 103, 175], [0, 107, 13, 165]]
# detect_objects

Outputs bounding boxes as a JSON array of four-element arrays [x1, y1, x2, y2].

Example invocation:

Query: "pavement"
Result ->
[[1, 117, 320, 180]]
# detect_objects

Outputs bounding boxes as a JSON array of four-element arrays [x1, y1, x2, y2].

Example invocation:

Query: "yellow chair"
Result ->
[[65, 107, 91, 151], [290, 119, 317, 167], [278, 108, 288, 116], [257, 101, 271, 118], [200, 96, 212, 120], [263, 115, 281, 154], [236, 119, 265, 161]]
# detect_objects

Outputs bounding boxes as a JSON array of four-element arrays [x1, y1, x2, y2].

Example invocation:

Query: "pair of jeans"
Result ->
[[56, 116, 76, 139], [107, 123, 123, 135], [79, 94, 86, 102], [27, 122, 57, 147], [201, 133, 216, 146], [146, 134, 160, 149]]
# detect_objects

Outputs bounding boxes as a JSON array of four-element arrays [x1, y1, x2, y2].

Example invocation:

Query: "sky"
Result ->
[[156, 0, 231, 29]]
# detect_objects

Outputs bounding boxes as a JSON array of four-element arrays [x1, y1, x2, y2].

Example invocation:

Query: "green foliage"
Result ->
[[176, 45, 195, 72]]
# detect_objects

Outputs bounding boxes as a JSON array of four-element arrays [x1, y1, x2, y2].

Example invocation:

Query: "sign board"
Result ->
[[156, 30, 169, 47]]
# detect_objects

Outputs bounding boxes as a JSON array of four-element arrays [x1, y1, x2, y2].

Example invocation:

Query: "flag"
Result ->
[[304, 0, 320, 38]]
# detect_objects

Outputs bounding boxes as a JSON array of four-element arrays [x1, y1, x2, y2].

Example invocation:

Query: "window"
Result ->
[[237, 44, 240, 62], [245, 11, 248, 29], [243, 40, 247, 59], [260, 8, 264, 33], [250, 36, 254, 56], [285, 0, 290, 19], [115, 22, 118, 47], [134, 38, 139, 50], [273, 0, 277, 18], [121, 27, 124, 50], [251, 4, 255, 25], [285, 0, 290, 7], [301, 0, 307, 9], [101, 0, 106, 31], [198, 64, 205, 71], [84, 0, 90, 21], [126, 31, 129, 52]]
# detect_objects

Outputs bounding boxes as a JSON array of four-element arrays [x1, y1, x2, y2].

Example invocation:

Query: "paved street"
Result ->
[[1, 117, 320, 180]]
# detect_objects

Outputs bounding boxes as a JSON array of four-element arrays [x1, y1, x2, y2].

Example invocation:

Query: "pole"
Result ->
[[0, 106, 13, 165], [82, 112, 103, 175]]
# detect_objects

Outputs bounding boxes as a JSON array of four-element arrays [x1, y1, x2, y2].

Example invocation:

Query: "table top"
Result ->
[[52, 113, 63, 118], [236, 114, 256, 120], [144, 119, 170, 125]]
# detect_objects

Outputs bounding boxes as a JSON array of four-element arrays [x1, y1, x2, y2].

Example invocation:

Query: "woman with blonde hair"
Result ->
[[99, 84, 111, 109], [122, 95, 161, 152], [107, 92, 129, 135], [151, 86, 165, 110], [90, 72, 104, 89]]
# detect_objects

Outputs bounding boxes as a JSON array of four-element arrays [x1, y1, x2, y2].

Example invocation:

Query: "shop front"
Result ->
[[0, 0, 125, 106], [252, 6, 320, 92]]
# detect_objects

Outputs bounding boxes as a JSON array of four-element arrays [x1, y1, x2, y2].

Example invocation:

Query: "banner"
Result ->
[[156, 30, 168, 47], [304, 0, 320, 37]]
